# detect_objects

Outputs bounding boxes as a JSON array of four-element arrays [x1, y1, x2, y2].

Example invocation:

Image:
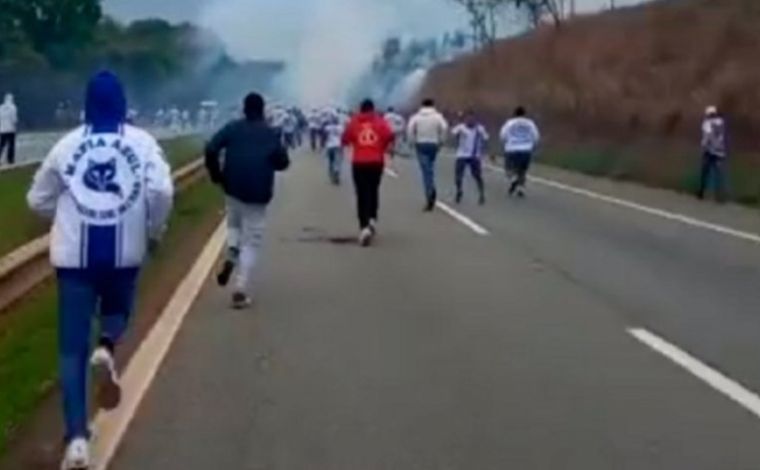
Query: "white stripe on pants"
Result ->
[[226, 197, 267, 294]]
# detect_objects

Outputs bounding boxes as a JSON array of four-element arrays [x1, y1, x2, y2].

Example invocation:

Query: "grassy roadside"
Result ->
[[0, 135, 204, 259], [537, 143, 760, 207], [0, 177, 223, 455]]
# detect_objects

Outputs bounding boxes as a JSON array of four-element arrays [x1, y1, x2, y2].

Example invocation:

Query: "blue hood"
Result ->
[[85, 71, 127, 134]]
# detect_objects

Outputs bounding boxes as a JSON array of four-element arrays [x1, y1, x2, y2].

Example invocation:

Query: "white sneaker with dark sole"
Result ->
[[61, 438, 90, 470], [90, 346, 121, 411], [358, 228, 373, 247]]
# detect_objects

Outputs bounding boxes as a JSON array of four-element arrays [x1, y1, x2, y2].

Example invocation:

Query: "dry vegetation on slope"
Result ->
[[422, 0, 760, 203]]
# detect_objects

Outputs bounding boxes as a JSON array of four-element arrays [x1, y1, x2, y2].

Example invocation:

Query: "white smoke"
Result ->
[[199, 0, 461, 107], [388, 68, 429, 107]]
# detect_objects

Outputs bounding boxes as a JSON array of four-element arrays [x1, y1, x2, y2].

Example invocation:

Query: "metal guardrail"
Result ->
[[0, 158, 206, 313]]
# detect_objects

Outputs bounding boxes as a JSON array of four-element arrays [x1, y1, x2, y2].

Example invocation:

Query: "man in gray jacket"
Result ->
[[205, 92, 290, 309]]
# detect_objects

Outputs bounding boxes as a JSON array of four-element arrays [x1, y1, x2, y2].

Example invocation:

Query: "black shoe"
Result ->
[[508, 181, 518, 197], [455, 191, 463, 204], [217, 260, 235, 287], [231, 292, 253, 310], [478, 193, 486, 205]]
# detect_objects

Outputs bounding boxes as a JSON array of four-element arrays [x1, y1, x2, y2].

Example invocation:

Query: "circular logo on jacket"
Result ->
[[63, 136, 143, 224], [358, 124, 379, 146]]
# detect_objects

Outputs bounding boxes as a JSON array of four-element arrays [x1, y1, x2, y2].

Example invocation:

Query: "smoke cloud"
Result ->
[[199, 0, 461, 107]]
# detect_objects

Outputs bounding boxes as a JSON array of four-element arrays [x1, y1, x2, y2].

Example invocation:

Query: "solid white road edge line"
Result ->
[[483, 162, 760, 245], [628, 328, 760, 420], [436, 202, 490, 236], [91, 222, 227, 470]]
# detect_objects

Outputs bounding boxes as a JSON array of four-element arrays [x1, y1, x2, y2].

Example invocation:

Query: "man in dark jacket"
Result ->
[[205, 92, 290, 309]]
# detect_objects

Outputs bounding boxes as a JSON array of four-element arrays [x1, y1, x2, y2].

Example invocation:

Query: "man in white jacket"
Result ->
[[27, 71, 174, 470], [407, 99, 448, 211], [499, 106, 540, 197], [0, 93, 18, 165]]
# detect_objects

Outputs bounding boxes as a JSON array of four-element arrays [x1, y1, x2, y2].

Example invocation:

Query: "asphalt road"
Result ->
[[110, 150, 760, 469]]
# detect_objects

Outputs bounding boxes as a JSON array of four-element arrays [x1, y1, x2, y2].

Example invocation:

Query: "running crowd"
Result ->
[[260, 97, 541, 240], [21, 67, 730, 469]]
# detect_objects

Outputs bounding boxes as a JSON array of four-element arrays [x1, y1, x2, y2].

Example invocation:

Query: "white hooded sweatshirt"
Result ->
[[0, 94, 18, 134], [27, 126, 174, 269], [499, 117, 541, 154], [407, 107, 449, 145]]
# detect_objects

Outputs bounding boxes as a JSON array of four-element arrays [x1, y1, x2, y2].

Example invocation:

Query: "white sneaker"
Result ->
[[358, 228, 373, 247], [368, 219, 378, 235], [61, 438, 90, 470], [90, 346, 121, 410]]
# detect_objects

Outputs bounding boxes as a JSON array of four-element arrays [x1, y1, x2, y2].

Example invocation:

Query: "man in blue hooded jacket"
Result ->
[[27, 71, 174, 470]]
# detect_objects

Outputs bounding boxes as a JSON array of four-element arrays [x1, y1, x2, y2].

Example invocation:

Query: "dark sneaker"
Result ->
[[508, 181, 519, 197], [455, 191, 463, 204], [478, 193, 486, 205], [424, 195, 435, 212], [231, 292, 253, 310], [91, 347, 121, 411], [217, 260, 236, 287]]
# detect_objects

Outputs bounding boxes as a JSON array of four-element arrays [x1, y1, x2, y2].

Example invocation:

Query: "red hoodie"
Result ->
[[342, 111, 394, 165]]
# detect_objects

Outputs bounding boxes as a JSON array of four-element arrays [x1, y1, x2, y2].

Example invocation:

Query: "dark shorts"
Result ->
[[505, 152, 533, 174]]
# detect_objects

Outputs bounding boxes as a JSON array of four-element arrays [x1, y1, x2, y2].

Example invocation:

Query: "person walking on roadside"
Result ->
[[342, 99, 394, 247], [384, 107, 406, 158], [407, 98, 448, 211], [499, 106, 540, 198], [0, 93, 19, 165], [451, 111, 488, 205], [206, 92, 290, 309], [697, 105, 728, 202], [324, 115, 345, 185], [26, 71, 174, 470]]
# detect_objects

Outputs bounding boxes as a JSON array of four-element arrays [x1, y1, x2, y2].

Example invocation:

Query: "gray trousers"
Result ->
[[226, 197, 267, 293]]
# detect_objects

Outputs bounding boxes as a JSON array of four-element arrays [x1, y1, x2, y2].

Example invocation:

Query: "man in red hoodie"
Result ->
[[342, 99, 394, 246]]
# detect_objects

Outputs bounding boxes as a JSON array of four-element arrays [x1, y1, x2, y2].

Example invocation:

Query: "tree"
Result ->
[[513, 0, 563, 28], [449, 0, 562, 43], [7, 0, 102, 67]]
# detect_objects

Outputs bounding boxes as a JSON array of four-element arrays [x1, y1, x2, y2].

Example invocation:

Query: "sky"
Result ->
[[102, 0, 651, 105], [104, 0, 651, 27]]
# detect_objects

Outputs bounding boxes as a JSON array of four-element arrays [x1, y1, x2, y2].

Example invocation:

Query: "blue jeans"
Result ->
[[416, 143, 440, 200], [57, 268, 139, 442], [455, 158, 484, 195], [698, 152, 726, 201], [326, 147, 343, 184]]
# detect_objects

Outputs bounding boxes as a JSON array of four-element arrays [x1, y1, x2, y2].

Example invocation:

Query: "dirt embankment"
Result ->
[[421, 0, 760, 203]]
